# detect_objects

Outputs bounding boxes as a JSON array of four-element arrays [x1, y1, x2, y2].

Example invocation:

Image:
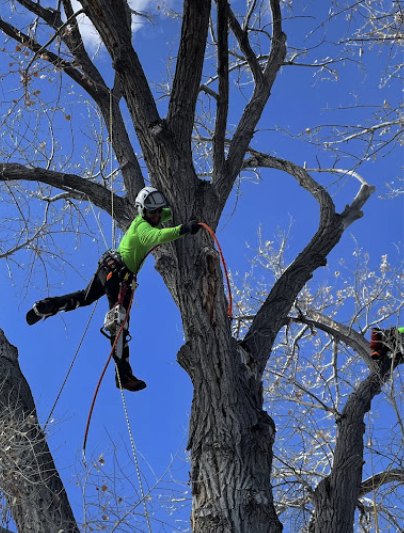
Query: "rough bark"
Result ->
[[176, 244, 282, 533], [310, 359, 393, 533], [290, 319, 404, 533], [0, 329, 80, 533]]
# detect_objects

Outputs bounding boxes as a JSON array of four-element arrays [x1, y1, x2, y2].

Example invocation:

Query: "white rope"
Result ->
[[44, 302, 98, 431], [88, 200, 109, 249], [109, 89, 116, 249], [115, 362, 152, 533]]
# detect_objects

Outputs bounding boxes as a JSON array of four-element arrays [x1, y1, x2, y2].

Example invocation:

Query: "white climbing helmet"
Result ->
[[135, 186, 168, 216]]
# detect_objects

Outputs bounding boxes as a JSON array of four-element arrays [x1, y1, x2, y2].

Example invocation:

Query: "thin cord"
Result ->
[[44, 302, 98, 431], [109, 89, 116, 249], [88, 200, 109, 249], [115, 365, 152, 533]]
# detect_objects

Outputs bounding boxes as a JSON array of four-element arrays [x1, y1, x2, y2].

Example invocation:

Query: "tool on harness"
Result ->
[[100, 273, 137, 359], [103, 305, 128, 335], [102, 304, 129, 357]]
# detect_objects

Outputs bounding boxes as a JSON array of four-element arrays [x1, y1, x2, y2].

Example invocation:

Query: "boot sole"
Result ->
[[26, 309, 43, 326]]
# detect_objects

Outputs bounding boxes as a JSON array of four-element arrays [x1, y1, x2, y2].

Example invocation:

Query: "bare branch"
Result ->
[[0, 3, 144, 203], [167, 0, 211, 154], [212, 0, 229, 177], [288, 312, 374, 369], [0, 163, 132, 229], [359, 469, 404, 498], [214, 0, 287, 209], [241, 153, 375, 371]]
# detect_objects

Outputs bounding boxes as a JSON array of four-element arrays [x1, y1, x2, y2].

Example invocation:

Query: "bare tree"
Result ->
[[0, 1, 402, 532], [233, 234, 404, 531]]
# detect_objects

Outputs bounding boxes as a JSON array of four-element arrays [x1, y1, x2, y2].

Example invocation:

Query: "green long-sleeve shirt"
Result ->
[[118, 208, 182, 273]]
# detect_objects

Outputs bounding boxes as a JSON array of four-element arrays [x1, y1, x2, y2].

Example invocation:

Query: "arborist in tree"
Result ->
[[369, 326, 404, 361], [26, 187, 201, 392]]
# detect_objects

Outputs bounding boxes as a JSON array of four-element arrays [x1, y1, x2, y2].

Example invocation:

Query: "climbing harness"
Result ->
[[100, 272, 133, 360]]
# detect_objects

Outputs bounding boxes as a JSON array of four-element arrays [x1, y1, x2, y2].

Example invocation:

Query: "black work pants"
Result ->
[[51, 252, 134, 378]]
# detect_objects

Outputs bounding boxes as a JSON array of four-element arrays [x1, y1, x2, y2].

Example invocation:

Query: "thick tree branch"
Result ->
[[167, 0, 211, 151], [227, 8, 264, 85], [212, 0, 229, 177], [0, 9, 143, 202], [311, 362, 393, 532], [0, 163, 132, 229], [215, 0, 287, 209], [79, 0, 159, 129], [241, 153, 375, 373]]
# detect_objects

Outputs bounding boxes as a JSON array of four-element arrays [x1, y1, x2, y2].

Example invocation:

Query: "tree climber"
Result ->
[[369, 326, 404, 361], [26, 187, 201, 392]]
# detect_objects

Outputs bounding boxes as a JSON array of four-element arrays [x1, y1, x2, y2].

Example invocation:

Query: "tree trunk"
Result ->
[[0, 328, 79, 533], [175, 241, 283, 533], [310, 363, 391, 533]]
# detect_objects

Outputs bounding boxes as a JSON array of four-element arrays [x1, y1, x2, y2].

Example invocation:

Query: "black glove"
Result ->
[[180, 220, 201, 235]]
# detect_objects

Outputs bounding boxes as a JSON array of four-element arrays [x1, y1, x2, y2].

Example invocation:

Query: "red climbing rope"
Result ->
[[82, 297, 133, 456], [198, 222, 233, 318], [82, 246, 159, 457], [83, 224, 232, 456]]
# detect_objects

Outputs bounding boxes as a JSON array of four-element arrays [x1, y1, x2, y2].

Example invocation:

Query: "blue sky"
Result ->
[[1, 1, 403, 531]]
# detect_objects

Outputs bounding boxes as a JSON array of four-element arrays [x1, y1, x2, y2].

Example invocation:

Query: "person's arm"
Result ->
[[138, 219, 182, 247]]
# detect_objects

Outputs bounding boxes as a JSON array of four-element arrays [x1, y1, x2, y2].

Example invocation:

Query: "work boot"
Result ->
[[114, 359, 146, 392], [26, 298, 61, 326], [120, 376, 147, 392], [115, 372, 147, 392]]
